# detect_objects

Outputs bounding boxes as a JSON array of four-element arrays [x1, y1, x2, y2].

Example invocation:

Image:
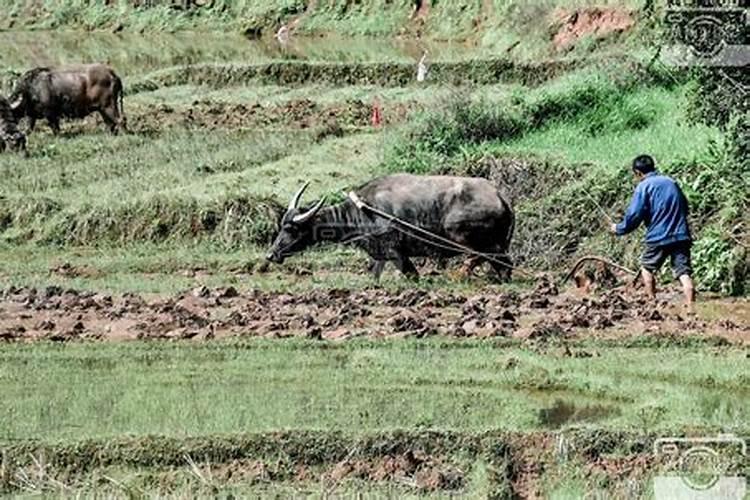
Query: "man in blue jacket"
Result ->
[[611, 155, 696, 310]]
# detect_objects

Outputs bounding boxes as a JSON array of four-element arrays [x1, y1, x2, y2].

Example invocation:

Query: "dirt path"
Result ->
[[1, 281, 746, 344]]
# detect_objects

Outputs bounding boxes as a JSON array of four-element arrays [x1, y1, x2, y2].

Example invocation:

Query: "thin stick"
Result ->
[[560, 162, 615, 224], [580, 186, 614, 225], [728, 233, 749, 249]]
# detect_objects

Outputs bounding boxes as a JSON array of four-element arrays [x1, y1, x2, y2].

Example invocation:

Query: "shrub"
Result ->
[[686, 69, 749, 129], [384, 94, 528, 174]]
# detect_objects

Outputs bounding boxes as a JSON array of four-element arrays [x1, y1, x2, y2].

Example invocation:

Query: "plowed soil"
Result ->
[[128, 98, 414, 133], [1, 280, 746, 344], [52, 98, 414, 137]]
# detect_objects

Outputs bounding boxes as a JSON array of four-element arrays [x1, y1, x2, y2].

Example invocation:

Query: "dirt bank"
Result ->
[[551, 8, 636, 51], [2, 429, 735, 497], [129, 98, 414, 133], [41, 98, 413, 137], [130, 59, 581, 93]]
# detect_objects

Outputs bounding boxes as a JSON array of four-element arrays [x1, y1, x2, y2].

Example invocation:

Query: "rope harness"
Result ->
[[345, 192, 636, 284], [347, 192, 533, 277]]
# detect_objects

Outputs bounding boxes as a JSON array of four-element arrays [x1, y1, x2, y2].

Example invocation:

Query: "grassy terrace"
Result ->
[[2, 340, 747, 441], [0, 338, 746, 497]]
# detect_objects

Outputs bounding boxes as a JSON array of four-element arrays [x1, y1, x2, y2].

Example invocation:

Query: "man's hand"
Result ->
[[610, 223, 618, 235]]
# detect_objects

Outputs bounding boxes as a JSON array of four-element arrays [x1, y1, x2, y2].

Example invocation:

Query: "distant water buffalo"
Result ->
[[267, 174, 515, 280], [10, 64, 126, 135], [0, 96, 26, 153]]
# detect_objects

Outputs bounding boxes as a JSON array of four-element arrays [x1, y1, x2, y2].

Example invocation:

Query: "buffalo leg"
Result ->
[[489, 256, 513, 282], [27, 117, 36, 132], [12, 134, 26, 154], [47, 116, 60, 135], [100, 103, 121, 134], [368, 259, 386, 281], [394, 254, 419, 280]]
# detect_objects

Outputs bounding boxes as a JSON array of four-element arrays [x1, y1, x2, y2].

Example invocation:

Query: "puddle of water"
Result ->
[[0, 31, 483, 77], [538, 398, 620, 428]]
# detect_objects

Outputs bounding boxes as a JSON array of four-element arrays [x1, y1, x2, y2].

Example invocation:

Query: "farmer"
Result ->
[[610, 155, 696, 311]]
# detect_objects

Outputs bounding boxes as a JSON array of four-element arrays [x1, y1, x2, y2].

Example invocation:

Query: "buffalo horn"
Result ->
[[9, 96, 23, 110], [292, 197, 326, 224], [288, 182, 310, 211]]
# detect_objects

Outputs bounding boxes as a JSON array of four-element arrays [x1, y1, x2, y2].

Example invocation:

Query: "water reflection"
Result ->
[[538, 399, 620, 428]]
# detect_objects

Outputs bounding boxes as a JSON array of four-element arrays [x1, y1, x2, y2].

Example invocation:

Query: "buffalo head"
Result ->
[[266, 182, 326, 264]]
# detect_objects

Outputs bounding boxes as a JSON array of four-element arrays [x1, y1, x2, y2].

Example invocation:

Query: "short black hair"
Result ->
[[632, 155, 655, 174]]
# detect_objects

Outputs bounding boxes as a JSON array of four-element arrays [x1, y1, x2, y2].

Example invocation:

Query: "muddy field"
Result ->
[[2, 277, 747, 344], [0, 2, 747, 496], [55, 97, 416, 137]]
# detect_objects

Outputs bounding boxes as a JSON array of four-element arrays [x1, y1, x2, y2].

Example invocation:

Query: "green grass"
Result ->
[[0, 241, 536, 295], [1, 129, 380, 203], [0, 32, 259, 78], [0, 0, 647, 62], [0, 243, 360, 294], [0, 124, 381, 247], [2, 129, 310, 202], [487, 86, 720, 167], [0, 31, 494, 83], [0, 340, 747, 441], [128, 82, 516, 107]]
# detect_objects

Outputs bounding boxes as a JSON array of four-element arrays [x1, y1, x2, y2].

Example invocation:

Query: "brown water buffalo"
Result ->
[[267, 174, 515, 281], [0, 95, 26, 153], [10, 64, 126, 135]]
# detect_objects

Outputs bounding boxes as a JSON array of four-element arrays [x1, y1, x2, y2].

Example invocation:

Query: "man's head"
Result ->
[[632, 154, 655, 181]]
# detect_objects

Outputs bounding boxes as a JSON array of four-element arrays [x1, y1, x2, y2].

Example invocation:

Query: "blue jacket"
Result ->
[[615, 172, 692, 246]]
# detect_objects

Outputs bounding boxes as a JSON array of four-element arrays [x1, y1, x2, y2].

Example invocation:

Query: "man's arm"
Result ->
[[614, 184, 648, 235]]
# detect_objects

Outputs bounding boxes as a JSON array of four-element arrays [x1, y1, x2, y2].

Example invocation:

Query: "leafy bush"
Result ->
[[384, 69, 662, 173], [384, 94, 527, 174], [522, 72, 621, 127], [691, 230, 743, 295], [687, 69, 749, 129]]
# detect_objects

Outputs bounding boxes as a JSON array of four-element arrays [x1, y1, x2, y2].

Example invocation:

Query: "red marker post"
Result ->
[[371, 98, 382, 128]]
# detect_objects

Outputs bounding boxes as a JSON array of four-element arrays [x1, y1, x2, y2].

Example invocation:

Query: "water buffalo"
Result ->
[[0, 96, 26, 153], [9, 64, 126, 135], [266, 174, 515, 280]]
